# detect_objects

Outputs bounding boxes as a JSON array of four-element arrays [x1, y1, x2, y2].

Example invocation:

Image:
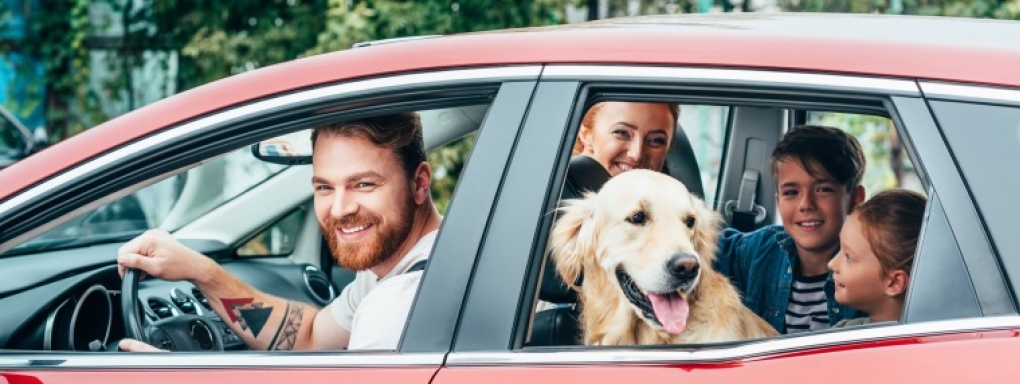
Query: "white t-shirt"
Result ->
[[329, 230, 437, 350]]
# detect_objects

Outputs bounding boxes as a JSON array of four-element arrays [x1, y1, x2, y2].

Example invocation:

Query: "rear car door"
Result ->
[[432, 65, 1020, 383]]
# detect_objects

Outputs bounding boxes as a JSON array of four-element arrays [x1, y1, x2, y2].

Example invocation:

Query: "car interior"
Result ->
[[525, 93, 930, 348], [0, 102, 491, 352]]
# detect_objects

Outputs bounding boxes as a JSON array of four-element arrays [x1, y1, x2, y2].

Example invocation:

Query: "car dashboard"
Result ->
[[0, 239, 336, 352]]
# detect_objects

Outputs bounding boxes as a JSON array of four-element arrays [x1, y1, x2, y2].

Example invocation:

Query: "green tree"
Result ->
[[16, 0, 92, 140], [308, 0, 565, 55], [126, 0, 329, 92], [306, 0, 569, 212], [778, 0, 1020, 18]]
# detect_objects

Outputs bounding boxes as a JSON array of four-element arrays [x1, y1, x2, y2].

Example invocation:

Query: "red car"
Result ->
[[3, 12, 1020, 383]]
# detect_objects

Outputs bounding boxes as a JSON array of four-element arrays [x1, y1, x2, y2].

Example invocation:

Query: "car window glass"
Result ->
[[804, 112, 924, 196], [929, 100, 1020, 291], [237, 206, 307, 257], [529, 98, 931, 348], [429, 130, 478, 215], [681, 105, 728, 206], [10, 147, 287, 254]]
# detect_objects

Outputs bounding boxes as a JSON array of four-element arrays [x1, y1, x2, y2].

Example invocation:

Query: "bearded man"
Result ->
[[116, 112, 442, 351]]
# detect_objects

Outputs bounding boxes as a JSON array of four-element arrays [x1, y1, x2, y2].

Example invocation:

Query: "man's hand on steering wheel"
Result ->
[[116, 230, 225, 352], [116, 229, 217, 283]]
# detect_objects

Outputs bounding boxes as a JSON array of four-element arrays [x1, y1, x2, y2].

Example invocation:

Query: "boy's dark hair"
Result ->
[[770, 125, 866, 192], [311, 112, 425, 178]]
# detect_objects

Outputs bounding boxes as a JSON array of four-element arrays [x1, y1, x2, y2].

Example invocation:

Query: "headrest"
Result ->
[[540, 155, 611, 304], [664, 123, 705, 199]]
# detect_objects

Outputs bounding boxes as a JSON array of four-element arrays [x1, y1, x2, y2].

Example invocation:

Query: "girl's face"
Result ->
[[828, 213, 895, 313], [578, 102, 675, 177]]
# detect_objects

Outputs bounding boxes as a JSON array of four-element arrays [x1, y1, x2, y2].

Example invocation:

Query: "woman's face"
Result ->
[[578, 102, 675, 177]]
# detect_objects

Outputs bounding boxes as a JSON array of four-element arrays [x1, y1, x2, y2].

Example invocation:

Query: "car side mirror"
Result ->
[[32, 126, 49, 150]]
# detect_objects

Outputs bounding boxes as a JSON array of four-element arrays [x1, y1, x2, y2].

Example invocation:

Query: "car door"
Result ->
[[0, 66, 539, 382], [432, 65, 1020, 383]]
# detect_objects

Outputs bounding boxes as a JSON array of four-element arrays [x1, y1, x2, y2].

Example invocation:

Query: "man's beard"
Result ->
[[320, 193, 416, 272]]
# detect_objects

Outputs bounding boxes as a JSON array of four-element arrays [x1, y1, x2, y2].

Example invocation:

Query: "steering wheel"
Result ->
[[121, 267, 224, 351]]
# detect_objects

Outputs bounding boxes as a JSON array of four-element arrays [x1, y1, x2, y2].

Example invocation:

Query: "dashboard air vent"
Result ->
[[303, 265, 336, 306], [191, 287, 212, 311], [147, 298, 176, 319], [169, 287, 198, 314]]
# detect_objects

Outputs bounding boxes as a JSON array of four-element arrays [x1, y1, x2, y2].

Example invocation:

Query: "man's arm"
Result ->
[[194, 268, 351, 350], [116, 230, 350, 350]]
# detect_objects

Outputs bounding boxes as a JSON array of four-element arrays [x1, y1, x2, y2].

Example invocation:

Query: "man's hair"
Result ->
[[311, 112, 425, 178], [770, 125, 866, 192]]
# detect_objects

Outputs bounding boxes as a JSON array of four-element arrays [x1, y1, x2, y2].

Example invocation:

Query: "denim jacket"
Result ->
[[714, 225, 863, 334]]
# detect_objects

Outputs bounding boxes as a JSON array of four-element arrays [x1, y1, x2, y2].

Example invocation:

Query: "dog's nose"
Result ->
[[668, 253, 700, 282]]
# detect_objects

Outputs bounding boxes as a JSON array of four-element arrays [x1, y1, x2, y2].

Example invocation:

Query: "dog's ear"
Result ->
[[692, 195, 724, 263], [548, 192, 597, 290]]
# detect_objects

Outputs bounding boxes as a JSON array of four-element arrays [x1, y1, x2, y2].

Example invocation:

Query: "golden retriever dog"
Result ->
[[549, 170, 777, 345]]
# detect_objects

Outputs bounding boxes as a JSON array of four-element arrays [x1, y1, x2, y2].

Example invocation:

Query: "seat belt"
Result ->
[[319, 235, 333, 281], [405, 259, 428, 274], [724, 169, 766, 232]]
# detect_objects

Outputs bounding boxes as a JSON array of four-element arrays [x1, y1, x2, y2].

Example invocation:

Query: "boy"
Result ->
[[716, 125, 866, 334]]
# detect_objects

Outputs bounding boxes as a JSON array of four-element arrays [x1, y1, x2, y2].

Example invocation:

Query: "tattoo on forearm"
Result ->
[[269, 302, 305, 350], [220, 298, 274, 338]]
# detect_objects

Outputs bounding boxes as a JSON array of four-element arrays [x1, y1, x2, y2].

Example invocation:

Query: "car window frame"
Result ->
[[0, 66, 539, 369], [448, 65, 1019, 366], [915, 84, 1020, 314], [896, 92, 1016, 316]]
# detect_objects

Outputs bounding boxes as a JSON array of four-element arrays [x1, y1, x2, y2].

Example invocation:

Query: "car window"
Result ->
[[0, 86, 503, 355], [8, 147, 287, 255], [681, 105, 728, 206], [429, 130, 478, 215], [527, 94, 933, 348], [237, 206, 307, 257], [803, 111, 924, 196], [928, 100, 1020, 293]]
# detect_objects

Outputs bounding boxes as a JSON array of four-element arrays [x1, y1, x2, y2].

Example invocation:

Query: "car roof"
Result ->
[[3, 12, 1019, 201]]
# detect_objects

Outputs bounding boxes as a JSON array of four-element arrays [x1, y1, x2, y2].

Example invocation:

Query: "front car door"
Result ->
[[0, 66, 539, 382]]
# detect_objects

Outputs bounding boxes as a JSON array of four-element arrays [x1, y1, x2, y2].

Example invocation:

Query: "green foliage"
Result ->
[[19, 0, 92, 140], [778, 0, 1020, 18], [132, 0, 329, 91], [309, 0, 566, 55], [307, 0, 570, 211], [428, 132, 477, 215]]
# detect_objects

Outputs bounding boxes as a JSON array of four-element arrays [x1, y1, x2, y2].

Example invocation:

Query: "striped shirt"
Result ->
[[785, 271, 829, 333]]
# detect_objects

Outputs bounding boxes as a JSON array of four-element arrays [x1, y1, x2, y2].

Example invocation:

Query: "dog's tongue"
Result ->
[[648, 292, 689, 334]]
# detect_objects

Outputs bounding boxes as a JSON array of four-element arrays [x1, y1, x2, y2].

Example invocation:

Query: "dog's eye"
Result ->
[[626, 211, 647, 225], [685, 216, 696, 228]]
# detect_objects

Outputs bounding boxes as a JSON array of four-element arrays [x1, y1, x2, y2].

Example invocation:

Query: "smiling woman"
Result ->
[[572, 101, 678, 176]]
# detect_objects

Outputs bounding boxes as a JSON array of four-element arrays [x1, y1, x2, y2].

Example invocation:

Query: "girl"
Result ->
[[828, 189, 927, 326]]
